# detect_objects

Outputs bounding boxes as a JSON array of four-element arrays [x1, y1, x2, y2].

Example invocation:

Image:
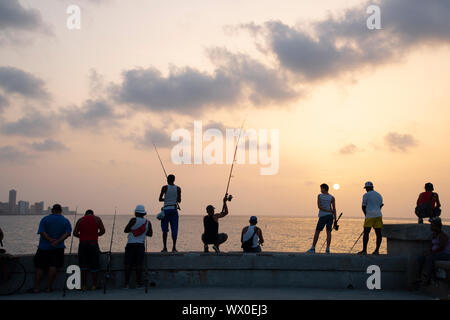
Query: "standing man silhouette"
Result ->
[[159, 174, 181, 252]]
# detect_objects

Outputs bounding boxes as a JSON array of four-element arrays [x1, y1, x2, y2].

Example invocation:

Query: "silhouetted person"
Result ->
[[202, 195, 229, 253], [307, 184, 337, 254], [415, 183, 441, 224], [358, 182, 384, 255], [417, 218, 450, 285], [241, 216, 264, 253], [159, 174, 181, 252], [123, 205, 152, 289], [73, 209, 106, 291], [29, 204, 72, 293]]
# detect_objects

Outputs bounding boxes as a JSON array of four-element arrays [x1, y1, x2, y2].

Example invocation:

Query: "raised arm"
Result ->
[[215, 195, 229, 219]]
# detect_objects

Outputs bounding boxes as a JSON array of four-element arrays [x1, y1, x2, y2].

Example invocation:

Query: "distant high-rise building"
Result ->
[[18, 201, 30, 214], [9, 189, 17, 214], [30, 202, 44, 215]]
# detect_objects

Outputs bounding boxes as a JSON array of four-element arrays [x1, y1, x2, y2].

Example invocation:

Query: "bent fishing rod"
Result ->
[[224, 117, 247, 202], [319, 212, 343, 253], [153, 142, 180, 210], [104, 206, 117, 294], [63, 206, 78, 297]]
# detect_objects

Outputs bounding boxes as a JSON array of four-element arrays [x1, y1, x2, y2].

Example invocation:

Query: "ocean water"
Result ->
[[0, 215, 434, 255]]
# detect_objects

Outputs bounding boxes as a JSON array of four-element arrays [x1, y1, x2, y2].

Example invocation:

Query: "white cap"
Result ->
[[135, 204, 147, 215], [364, 181, 374, 189]]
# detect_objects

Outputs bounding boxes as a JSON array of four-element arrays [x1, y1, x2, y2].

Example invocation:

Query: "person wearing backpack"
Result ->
[[241, 216, 264, 253], [415, 183, 441, 224], [123, 205, 153, 289]]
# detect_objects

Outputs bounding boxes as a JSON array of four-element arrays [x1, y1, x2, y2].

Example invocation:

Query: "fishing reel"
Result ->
[[225, 194, 233, 202]]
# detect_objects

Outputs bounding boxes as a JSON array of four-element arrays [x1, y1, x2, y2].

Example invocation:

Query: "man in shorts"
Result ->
[[358, 181, 384, 255], [73, 209, 105, 291], [29, 204, 72, 293]]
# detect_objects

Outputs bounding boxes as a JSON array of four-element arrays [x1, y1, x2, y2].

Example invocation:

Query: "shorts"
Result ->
[[78, 241, 100, 272], [124, 243, 145, 267], [202, 233, 228, 246], [316, 215, 334, 232], [34, 248, 65, 269], [364, 217, 383, 229], [161, 209, 179, 239]]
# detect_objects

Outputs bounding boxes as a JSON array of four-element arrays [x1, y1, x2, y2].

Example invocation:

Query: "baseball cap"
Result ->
[[364, 181, 374, 189], [135, 204, 147, 215], [250, 216, 258, 223]]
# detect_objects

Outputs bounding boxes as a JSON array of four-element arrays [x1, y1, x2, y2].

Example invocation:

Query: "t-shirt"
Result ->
[[37, 214, 72, 250], [362, 190, 383, 218]]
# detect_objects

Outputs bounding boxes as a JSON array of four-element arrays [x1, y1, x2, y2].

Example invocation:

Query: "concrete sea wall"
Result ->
[[16, 252, 407, 292]]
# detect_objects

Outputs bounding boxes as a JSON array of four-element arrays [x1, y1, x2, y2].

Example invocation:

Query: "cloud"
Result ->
[[241, 0, 450, 81], [0, 111, 58, 137], [384, 132, 418, 152], [111, 66, 242, 114], [111, 48, 300, 114], [0, 145, 34, 164], [29, 139, 68, 152], [135, 126, 174, 149], [0, 66, 49, 99], [338, 144, 361, 155], [0, 94, 8, 112], [62, 99, 121, 129], [0, 0, 50, 43]]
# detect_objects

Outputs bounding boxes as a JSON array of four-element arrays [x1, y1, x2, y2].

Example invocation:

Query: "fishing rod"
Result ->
[[224, 117, 247, 202], [349, 231, 364, 254], [153, 142, 180, 210], [319, 212, 343, 253], [63, 206, 78, 297], [103, 207, 117, 294]]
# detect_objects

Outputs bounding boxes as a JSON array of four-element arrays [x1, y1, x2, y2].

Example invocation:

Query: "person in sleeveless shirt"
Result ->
[[202, 195, 229, 253], [123, 205, 153, 289], [307, 184, 337, 254], [159, 174, 181, 252], [241, 216, 264, 253], [73, 209, 105, 291], [417, 218, 450, 286]]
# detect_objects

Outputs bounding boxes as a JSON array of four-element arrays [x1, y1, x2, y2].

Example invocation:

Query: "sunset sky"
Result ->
[[1, 0, 450, 218]]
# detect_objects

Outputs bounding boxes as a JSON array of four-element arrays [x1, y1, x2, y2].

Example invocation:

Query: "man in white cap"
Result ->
[[123, 205, 153, 288], [359, 181, 384, 255]]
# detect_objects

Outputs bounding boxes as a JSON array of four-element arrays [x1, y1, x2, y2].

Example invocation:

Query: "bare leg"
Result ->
[[374, 228, 382, 254], [312, 230, 320, 247], [34, 268, 44, 292], [162, 233, 168, 251], [362, 227, 371, 253], [326, 230, 332, 248], [47, 267, 57, 291]]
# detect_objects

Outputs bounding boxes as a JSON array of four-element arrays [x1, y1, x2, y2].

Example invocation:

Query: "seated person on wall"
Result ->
[[417, 218, 450, 286], [202, 195, 229, 253], [241, 216, 264, 253], [415, 182, 441, 224]]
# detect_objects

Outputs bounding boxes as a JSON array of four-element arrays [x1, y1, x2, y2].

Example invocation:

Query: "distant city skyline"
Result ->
[[0, 188, 76, 215]]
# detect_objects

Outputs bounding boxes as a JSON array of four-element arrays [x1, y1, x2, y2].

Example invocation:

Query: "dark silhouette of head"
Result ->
[[206, 205, 215, 216], [85, 209, 94, 216], [249, 216, 258, 226], [320, 184, 329, 193], [430, 218, 442, 233], [52, 204, 62, 214], [364, 181, 374, 192], [425, 183, 434, 192], [167, 174, 175, 185]]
